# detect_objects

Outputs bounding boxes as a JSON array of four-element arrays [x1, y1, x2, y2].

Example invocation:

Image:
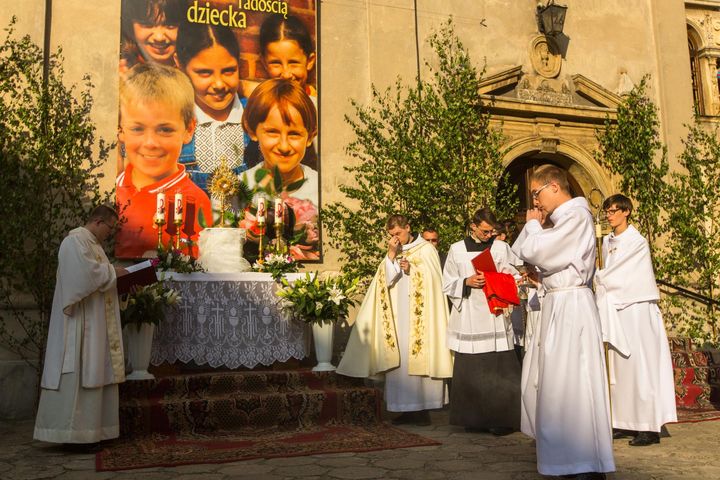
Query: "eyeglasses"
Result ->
[[604, 208, 622, 216], [101, 220, 118, 231], [531, 183, 551, 200]]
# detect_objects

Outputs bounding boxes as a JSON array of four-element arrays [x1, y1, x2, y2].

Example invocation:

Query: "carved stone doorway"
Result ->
[[499, 153, 587, 225]]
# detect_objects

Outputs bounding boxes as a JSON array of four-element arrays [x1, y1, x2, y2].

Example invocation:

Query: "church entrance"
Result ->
[[497, 151, 605, 235]]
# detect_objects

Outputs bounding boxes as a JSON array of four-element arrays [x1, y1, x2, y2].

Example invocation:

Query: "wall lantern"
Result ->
[[537, 0, 567, 36]]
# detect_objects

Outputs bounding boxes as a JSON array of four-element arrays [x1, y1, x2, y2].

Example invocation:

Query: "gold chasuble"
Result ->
[[337, 240, 453, 379]]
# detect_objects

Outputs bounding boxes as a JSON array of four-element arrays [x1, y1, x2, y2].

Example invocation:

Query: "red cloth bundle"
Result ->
[[483, 272, 520, 315]]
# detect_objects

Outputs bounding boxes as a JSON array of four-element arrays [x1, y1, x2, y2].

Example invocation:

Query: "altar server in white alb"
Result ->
[[337, 214, 453, 426], [518, 262, 544, 439], [443, 207, 521, 435], [34, 205, 127, 446], [594, 194, 677, 447], [512, 165, 614, 479]]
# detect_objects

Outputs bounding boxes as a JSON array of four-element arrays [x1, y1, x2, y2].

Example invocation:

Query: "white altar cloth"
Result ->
[[151, 272, 309, 369]]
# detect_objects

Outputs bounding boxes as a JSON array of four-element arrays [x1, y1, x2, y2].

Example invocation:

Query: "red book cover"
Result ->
[[116, 261, 158, 295], [471, 248, 497, 273]]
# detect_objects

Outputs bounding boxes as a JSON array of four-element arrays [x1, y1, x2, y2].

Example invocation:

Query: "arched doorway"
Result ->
[[499, 152, 587, 225]]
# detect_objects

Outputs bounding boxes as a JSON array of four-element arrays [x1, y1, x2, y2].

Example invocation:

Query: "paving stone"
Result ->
[[216, 463, 276, 476], [485, 461, 537, 473], [53, 471, 117, 480], [372, 456, 426, 470], [314, 456, 371, 468], [3, 464, 65, 480], [271, 464, 329, 477], [172, 474, 225, 480], [265, 456, 317, 466], [386, 469, 447, 480], [61, 458, 96, 471], [326, 466, 387, 479], [433, 459, 481, 472]]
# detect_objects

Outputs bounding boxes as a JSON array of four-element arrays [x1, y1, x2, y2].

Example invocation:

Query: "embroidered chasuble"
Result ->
[[337, 237, 452, 379], [35, 226, 125, 444]]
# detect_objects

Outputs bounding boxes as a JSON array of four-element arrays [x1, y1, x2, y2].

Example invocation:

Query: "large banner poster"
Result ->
[[115, 0, 320, 261]]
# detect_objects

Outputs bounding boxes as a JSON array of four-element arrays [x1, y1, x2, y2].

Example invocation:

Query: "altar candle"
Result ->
[[274, 198, 284, 224], [155, 192, 166, 222], [257, 197, 266, 225], [174, 192, 183, 223]]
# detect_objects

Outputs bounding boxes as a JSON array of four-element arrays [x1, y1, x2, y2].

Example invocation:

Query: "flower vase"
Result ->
[[311, 321, 335, 372], [124, 323, 156, 380]]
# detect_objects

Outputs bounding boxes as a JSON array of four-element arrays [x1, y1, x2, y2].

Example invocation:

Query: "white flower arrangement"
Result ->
[[276, 272, 360, 326]]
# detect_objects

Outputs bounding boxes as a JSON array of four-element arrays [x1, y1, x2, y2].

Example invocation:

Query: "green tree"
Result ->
[[322, 19, 516, 280], [595, 76, 669, 250], [0, 18, 112, 373], [659, 121, 720, 346]]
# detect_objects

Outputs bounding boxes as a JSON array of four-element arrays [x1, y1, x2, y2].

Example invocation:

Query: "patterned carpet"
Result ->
[[95, 423, 441, 471]]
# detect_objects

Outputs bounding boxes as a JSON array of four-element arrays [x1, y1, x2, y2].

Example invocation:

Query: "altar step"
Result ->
[[670, 336, 720, 410], [119, 369, 382, 437]]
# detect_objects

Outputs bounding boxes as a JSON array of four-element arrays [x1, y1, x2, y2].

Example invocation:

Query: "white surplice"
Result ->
[[513, 197, 615, 476], [34, 227, 125, 443], [594, 225, 677, 432], [443, 239, 518, 354]]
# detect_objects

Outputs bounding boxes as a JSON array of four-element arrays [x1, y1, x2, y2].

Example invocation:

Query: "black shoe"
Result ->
[[391, 412, 416, 425], [629, 431, 660, 446], [487, 426, 514, 436], [61, 442, 103, 454], [464, 426, 487, 433], [660, 424, 671, 438], [414, 410, 431, 426], [612, 428, 637, 439], [575, 473, 606, 480]]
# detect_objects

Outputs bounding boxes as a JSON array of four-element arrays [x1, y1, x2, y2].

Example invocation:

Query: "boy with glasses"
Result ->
[[594, 194, 677, 446], [512, 165, 614, 480]]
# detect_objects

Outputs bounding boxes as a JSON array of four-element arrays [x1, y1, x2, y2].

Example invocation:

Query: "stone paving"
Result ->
[[2, 410, 719, 480]]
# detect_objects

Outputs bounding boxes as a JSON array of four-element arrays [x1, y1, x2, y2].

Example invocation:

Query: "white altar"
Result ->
[[151, 272, 310, 369]]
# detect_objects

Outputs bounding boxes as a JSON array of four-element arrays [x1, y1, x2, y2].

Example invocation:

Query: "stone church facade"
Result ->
[[1, 0, 719, 417]]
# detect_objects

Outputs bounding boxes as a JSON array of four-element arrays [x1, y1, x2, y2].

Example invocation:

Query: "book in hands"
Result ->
[[117, 260, 157, 295], [471, 249, 497, 274]]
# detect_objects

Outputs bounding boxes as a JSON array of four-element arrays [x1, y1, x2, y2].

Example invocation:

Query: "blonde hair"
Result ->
[[531, 164, 570, 193], [120, 63, 195, 127]]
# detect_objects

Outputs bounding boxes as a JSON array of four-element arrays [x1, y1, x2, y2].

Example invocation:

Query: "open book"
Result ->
[[116, 260, 157, 295]]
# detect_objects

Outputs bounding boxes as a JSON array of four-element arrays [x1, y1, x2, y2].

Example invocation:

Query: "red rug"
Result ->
[[95, 423, 441, 471], [675, 406, 720, 423]]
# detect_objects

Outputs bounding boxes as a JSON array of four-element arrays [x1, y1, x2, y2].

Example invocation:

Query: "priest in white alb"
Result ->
[[337, 214, 453, 426], [34, 205, 127, 446], [512, 165, 614, 479], [594, 194, 677, 447]]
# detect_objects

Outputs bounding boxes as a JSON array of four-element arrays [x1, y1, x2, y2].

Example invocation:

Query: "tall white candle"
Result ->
[[257, 197, 266, 225], [155, 192, 166, 222], [274, 198, 284, 225], [174, 192, 183, 223]]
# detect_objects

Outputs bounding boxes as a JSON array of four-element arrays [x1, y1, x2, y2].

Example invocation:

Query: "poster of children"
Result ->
[[116, 0, 320, 261]]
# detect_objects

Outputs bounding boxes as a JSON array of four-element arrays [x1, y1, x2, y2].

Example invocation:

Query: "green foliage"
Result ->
[[0, 18, 112, 370], [120, 280, 181, 330], [276, 273, 360, 326], [595, 76, 669, 250], [322, 19, 515, 280], [659, 120, 720, 346]]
